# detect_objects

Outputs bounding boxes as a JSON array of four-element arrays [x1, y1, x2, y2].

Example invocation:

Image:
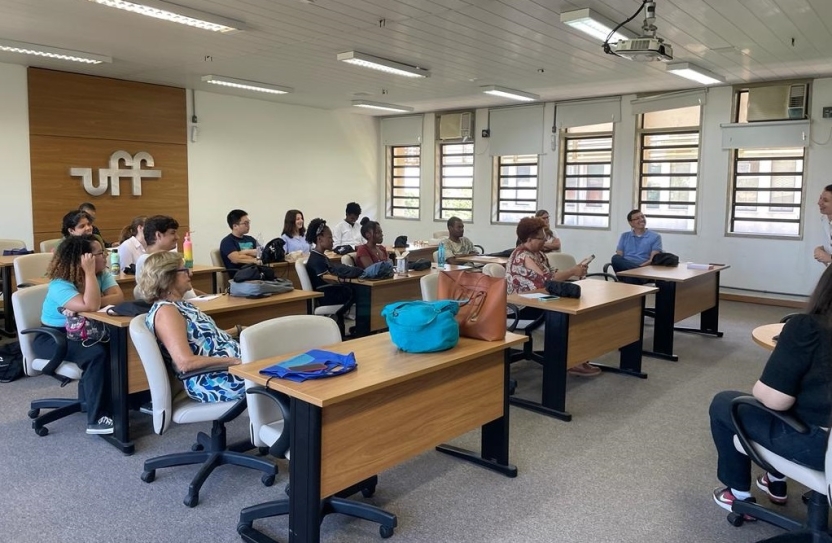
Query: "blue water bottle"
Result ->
[[437, 242, 446, 268]]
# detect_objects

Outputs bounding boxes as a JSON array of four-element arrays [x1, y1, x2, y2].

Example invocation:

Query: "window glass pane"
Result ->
[[387, 145, 420, 219], [560, 126, 612, 228], [494, 154, 538, 223], [437, 143, 474, 221]]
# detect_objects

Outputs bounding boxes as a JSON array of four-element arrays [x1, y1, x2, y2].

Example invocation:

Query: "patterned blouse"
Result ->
[[146, 300, 244, 403], [506, 247, 555, 295]]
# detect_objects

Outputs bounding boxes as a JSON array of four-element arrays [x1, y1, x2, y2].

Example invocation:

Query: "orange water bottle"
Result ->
[[183, 232, 193, 268]]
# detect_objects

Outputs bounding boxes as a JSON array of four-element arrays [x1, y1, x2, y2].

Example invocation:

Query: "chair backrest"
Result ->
[[11, 284, 49, 376], [432, 231, 447, 240], [39, 238, 63, 254], [341, 253, 356, 266], [0, 239, 27, 253], [482, 263, 506, 278], [209, 248, 228, 292], [825, 429, 832, 504], [420, 273, 439, 301], [547, 252, 577, 271], [240, 315, 341, 448], [13, 253, 53, 286], [294, 259, 313, 291], [129, 315, 175, 435], [432, 250, 439, 263]]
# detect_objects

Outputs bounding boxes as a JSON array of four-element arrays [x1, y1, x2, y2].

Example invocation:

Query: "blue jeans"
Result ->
[[709, 390, 828, 491]]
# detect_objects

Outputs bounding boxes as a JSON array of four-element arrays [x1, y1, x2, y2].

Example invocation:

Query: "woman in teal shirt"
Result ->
[[35, 235, 124, 434]]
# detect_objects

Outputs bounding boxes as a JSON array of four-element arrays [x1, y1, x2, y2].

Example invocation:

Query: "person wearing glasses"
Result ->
[[139, 251, 245, 403], [220, 209, 261, 278], [35, 235, 124, 434], [534, 210, 561, 253], [611, 210, 663, 284], [506, 217, 598, 377], [813, 185, 832, 266]]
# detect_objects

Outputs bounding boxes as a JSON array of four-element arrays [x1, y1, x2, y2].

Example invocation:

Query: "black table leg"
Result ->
[[101, 325, 134, 455], [0, 267, 15, 336], [643, 280, 678, 361], [288, 398, 323, 543], [352, 285, 372, 337]]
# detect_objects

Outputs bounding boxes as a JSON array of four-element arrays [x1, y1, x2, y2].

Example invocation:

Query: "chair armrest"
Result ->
[[315, 284, 355, 317], [474, 244, 485, 255], [177, 364, 234, 381], [16, 282, 38, 289], [506, 303, 521, 332], [21, 327, 70, 385], [246, 386, 291, 458], [730, 395, 809, 474], [585, 272, 618, 282]]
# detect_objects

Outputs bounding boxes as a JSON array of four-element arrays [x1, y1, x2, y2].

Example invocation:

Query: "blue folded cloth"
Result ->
[[259, 349, 357, 382]]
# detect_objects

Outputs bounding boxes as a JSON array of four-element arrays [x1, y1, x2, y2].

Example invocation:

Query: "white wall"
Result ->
[[0, 62, 33, 248], [381, 80, 832, 297]]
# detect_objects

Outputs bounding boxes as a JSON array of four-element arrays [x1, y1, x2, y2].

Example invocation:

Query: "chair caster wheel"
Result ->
[[191, 443, 204, 452], [258, 446, 270, 456], [184, 494, 198, 508], [28, 409, 40, 419], [237, 522, 253, 535], [34, 426, 48, 437], [380, 525, 394, 539], [141, 470, 156, 483], [361, 485, 376, 498], [284, 483, 290, 496], [727, 512, 744, 527], [261, 474, 275, 486]]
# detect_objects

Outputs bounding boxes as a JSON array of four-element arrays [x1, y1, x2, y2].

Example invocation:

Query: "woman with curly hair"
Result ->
[[35, 235, 124, 434]]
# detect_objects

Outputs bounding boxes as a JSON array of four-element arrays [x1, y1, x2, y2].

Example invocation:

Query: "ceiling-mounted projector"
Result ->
[[614, 37, 673, 62]]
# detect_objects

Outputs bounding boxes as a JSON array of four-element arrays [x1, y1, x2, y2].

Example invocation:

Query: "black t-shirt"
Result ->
[[306, 250, 330, 291], [759, 313, 832, 427], [219, 233, 258, 276]]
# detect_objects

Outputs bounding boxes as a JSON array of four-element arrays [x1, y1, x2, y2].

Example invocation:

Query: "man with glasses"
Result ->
[[611, 210, 663, 284], [220, 209, 261, 278]]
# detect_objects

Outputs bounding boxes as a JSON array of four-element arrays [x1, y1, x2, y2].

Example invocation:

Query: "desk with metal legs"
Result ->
[[507, 280, 656, 422], [231, 332, 527, 543], [0, 255, 19, 336], [616, 264, 729, 361]]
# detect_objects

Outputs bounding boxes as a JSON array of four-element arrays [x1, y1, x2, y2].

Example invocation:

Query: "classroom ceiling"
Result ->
[[2, 0, 832, 114]]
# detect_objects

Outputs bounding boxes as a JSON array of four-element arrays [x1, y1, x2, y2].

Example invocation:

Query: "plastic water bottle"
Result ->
[[437, 242, 446, 268], [256, 233, 264, 261], [183, 232, 193, 269], [109, 250, 120, 275]]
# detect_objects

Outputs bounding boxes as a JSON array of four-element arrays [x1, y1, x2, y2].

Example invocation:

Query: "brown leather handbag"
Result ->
[[437, 269, 506, 341]]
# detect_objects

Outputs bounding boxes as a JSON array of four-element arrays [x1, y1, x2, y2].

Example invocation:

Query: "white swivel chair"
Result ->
[[237, 315, 397, 540], [482, 263, 505, 278], [130, 316, 277, 507], [12, 284, 84, 436], [209, 248, 228, 293], [13, 253, 53, 287], [420, 273, 439, 301], [341, 253, 357, 266], [294, 259, 353, 337], [39, 238, 63, 254], [0, 238, 27, 253], [727, 395, 832, 542]]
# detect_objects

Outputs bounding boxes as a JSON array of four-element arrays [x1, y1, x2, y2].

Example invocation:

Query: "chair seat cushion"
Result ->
[[314, 305, 342, 316], [30, 358, 82, 380], [733, 435, 826, 493], [172, 394, 239, 424]]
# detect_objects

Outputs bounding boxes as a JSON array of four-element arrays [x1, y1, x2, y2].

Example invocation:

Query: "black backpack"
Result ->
[[261, 237, 286, 264], [0, 341, 24, 383], [651, 252, 680, 267], [234, 264, 276, 282]]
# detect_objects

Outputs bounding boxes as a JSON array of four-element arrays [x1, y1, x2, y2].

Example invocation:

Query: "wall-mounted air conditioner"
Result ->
[[438, 112, 473, 140], [747, 83, 808, 121]]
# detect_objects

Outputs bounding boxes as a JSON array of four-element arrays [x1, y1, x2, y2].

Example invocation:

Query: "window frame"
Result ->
[[558, 124, 614, 229], [386, 145, 421, 220], [435, 141, 475, 223], [491, 154, 539, 224]]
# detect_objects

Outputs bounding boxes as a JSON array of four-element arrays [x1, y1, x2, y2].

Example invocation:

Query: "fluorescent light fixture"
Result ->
[[665, 62, 724, 85], [481, 85, 539, 102], [351, 100, 414, 113], [338, 51, 429, 78], [87, 0, 247, 33], [201, 75, 292, 95], [560, 8, 635, 43], [0, 38, 111, 64]]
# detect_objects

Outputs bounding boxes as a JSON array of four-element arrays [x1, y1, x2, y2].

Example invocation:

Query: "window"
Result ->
[[436, 142, 474, 221], [493, 154, 538, 223], [637, 106, 701, 232], [386, 145, 420, 219], [559, 122, 613, 228]]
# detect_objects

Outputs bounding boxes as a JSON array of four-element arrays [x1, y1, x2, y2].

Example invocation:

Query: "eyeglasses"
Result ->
[[91, 251, 106, 257], [173, 267, 192, 275], [238, 221, 251, 226], [533, 235, 546, 241]]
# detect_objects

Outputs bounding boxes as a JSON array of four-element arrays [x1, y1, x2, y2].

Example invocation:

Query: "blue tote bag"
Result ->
[[381, 300, 460, 353]]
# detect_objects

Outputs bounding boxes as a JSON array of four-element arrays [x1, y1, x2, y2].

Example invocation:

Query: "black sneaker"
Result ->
[[756, 473, 788, 504], [86, 416, 114, 435]]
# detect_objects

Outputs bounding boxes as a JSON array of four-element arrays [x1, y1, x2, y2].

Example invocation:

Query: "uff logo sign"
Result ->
[[70, 151, 162, 196]]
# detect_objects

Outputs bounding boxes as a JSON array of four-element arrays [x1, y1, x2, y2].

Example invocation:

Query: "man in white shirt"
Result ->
[[135, 216, 202, 299], [332, 202, 365, 248]]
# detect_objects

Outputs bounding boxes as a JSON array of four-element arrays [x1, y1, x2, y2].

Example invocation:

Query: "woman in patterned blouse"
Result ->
[[138, 251, 245, 402]]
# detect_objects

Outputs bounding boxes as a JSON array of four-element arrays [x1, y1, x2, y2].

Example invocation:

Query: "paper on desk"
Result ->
[[519, 292, 553, 300], [190, 294, 221, 302], [686, 263, 713, 270], [97, 305, 114, 313]]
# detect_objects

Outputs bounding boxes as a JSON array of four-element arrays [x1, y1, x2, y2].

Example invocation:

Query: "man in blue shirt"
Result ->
[[611, 210, 662, 283], [220, 209, 260, 278]]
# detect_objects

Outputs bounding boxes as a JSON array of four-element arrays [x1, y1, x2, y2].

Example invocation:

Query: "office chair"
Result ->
[[13, 253, 53, 287], [130, 316, 277, 508], [294, 259, 354, 338], [726, 395, 832, 543], [420, 273, 439, 301], [39, 238, 63, 254], [209, 248, 228, 293], [12, 284, 84, 436], [341, 253, 357, 266], [237, 316, 397, 541], [0, 238, 28, 322]]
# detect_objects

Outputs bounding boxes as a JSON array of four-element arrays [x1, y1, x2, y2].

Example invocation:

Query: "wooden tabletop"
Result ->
[[455, 255, 509, 266], [752, 323, 782, 351], [322, 264, 471, 287], [82, 289, 322, 327], [507, 279, 657, 315], [616, 264, 730, 282], [230, 332, 528, 408], [0, 255, 20, 267]]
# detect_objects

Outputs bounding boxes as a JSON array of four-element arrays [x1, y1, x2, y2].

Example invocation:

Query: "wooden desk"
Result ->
[[455, 255, 509, 266], [507, 279, 656, 421], [83, 290, 322, 455], [0, 255, 17, 335], [752, 323, 782, 351], [616, 264, 730, 361], [231, 332, 526, 543]]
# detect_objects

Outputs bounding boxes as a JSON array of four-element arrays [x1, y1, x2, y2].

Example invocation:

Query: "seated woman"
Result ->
[[709, 266, 832, 512], [305, 218, 354, 307], [116, 215, 147, 269], [506, 217, 598, 377], [280, 209, 311, 254], [139, 251, 244, 403], [34, 235, 124, 434], [535, 209, 561, 253], [355, 220, 391, 269]]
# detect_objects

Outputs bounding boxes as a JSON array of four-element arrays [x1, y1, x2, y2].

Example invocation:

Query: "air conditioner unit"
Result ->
[[747, 83, 808, 121], [613, 38, 673, 62], [438, 112, 473, 140]]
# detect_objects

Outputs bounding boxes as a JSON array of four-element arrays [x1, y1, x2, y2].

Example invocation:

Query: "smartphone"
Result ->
[[581, 254, 596, 266], [289, 362, 328, 372], [246, 293, 273, 299], [539, 295, 560, 301]]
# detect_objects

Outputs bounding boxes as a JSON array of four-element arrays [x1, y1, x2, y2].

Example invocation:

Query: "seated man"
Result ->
[[135, 215, 203, 299], [220, 209, 260, 278], [611, 210, 662, 284], [79, 202, 109, 247], [332, 202, 365, 248], [441, 216, 477, 264]]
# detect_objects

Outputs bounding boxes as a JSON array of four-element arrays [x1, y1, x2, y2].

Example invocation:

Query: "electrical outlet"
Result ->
[[823, 107, 832, 119], [481, 129, 490, 138]]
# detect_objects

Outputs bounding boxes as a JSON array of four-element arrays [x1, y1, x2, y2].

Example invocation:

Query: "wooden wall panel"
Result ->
[[28, 68, 188, 249]]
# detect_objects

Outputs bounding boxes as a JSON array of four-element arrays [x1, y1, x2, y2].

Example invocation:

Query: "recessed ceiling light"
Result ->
[[0, 38, 111, 64], [560, 8, 636, 43], [481, 85, 539, 102], [665, 62, 724, 85], [202, 75, 293, 94], [338, 51, 429, 78], [87, 0, 247, 33], [351, 100, 414, 113]]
